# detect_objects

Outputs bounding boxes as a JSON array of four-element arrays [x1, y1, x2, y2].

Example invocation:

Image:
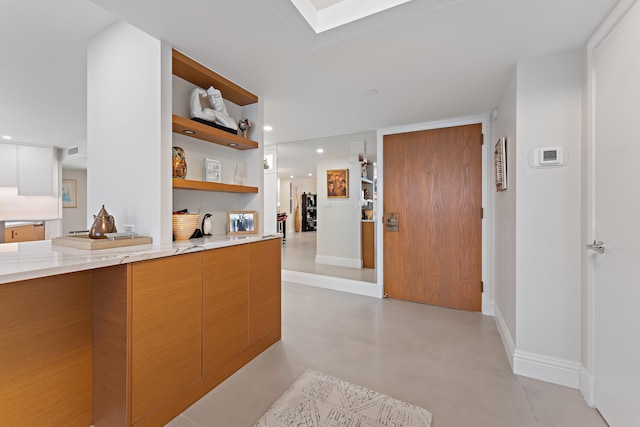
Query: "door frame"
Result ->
[[376, 115, 492, 315], [583, 0, 638, 407]]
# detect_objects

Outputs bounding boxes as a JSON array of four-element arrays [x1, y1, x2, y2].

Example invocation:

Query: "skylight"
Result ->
[[290, 0, 414, 33]]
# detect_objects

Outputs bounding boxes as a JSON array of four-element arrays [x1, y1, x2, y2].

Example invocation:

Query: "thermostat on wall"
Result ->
[[530, 146, 566, 168]]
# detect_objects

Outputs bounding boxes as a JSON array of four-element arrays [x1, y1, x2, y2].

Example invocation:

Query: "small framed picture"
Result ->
[[227, 210, 258, 235], [62, 179, 77, 208], [204, 158, 221, 183], [327, 169, 349, 198]]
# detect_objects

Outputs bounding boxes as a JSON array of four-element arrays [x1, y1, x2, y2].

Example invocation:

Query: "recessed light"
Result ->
[[316, 148, 324, 153], [263, 125, 273, 132], [228, 143, 238, 147], [366, 89, 378, 96], [290, 175, 294, 178], [308, 173, 312, 177], [2, 135, 12, 140], [182, 129, 195, 135]]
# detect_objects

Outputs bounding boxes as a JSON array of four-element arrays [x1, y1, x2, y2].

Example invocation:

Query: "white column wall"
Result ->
[[513, 50, 583, 386], [87, 21, 171, 244]]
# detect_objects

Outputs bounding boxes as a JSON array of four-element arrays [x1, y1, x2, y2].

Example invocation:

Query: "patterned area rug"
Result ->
[[254, 369, 432, 427]]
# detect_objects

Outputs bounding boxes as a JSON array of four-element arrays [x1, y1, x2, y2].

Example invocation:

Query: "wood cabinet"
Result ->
[[130, 253, 203, 424], [1, 239, 281, 427], [4, 223, 44, 243], [171, 49, 259, 194], [203, 245, 249, 375], [0, 271, 93, 427], [249, 238, 282, 345], [362, 221, 375, 269], [5, 223, 36, 242]]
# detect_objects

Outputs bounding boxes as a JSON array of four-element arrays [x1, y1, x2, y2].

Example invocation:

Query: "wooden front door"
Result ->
[[383, 124, 482, 311]]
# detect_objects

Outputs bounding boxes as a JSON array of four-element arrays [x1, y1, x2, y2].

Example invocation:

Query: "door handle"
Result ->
[[586, 240, 605, 254]]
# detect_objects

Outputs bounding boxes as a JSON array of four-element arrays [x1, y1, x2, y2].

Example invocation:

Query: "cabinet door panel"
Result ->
[[0, 144, 17, 187], [131, 253, 202, 424], [249, 239, 281, 344], [5, 224, 36, 243], [17, 145, 53, 196], [203, 245, 249, 375]]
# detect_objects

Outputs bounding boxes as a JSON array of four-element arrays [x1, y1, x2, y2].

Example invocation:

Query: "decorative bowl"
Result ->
[[172, 214, 199, 240]]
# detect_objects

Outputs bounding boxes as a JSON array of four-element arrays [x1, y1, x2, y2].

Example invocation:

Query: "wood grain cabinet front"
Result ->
[[130, 252, 203, 424], [203, 244, 249, 376], [5, 224, 36, 242], [249, 238, 282, 345]]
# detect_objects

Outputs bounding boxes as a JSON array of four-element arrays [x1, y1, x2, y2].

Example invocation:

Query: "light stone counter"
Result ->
[[0, 234, 281, 284]]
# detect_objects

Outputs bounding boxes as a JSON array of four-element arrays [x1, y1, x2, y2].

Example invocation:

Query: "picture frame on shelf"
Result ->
[[227, 210, 258, 235], [327, 169, 349, 198], [61, 179, 77, 208], [204, 158, 221, 183]]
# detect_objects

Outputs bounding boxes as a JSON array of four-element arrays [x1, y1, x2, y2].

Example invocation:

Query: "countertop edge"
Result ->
[[0, 234, 282, 284]]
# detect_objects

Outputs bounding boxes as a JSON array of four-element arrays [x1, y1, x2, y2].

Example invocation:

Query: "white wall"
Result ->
[[87, 21, 172, 244], [61, 169, 87, 235], [513, 50, 583, 386], [491, 68, 518, 359], [316, 157, 361, 267]]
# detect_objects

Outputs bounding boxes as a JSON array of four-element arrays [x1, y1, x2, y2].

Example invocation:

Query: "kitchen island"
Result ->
[[0, 235, 282, 427]]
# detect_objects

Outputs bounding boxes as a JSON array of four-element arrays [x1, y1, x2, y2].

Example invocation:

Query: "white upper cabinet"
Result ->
[[0, 144, 18, 187], [17, 145, 53, 196]]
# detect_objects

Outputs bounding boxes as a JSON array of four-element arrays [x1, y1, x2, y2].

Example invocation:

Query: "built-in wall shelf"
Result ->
[[172, 115, 258, 150], [172, 49, 258, 106], [172, 178, 258, 194], [361, 177, 373, 184]]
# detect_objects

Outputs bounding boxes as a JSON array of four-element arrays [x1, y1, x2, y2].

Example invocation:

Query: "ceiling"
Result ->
[[0, 0, 617, 177]]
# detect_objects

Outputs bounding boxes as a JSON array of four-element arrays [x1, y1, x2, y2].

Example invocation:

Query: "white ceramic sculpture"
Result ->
[[190, 86, 238, 130]]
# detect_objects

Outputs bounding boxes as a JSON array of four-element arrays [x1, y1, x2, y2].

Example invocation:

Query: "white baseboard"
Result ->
[[492, 303, 515, 369], [513, 350, 580, 389], [579, 365, 596, 407], [315, 255, 362, 269], [482, 293, 493, 316], [282, 270, 381, 298]]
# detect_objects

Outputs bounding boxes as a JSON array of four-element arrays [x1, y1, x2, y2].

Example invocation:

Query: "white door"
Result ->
[[592, 2, 640, 425]]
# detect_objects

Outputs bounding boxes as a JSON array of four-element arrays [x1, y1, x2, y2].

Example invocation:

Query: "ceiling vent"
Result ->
[[67, 146, 80, 157]]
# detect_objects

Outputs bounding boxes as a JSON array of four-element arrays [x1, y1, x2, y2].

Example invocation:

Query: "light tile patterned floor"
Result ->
[[166, 283, 607, 427]]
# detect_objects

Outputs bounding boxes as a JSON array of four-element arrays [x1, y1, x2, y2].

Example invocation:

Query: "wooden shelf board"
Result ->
[[172, 115, 258, 150], [172, 49, 258, 106], [173, 178, 258, 194]]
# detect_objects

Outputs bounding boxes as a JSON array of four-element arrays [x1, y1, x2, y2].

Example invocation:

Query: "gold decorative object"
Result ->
[[172, 146, 187, 178]]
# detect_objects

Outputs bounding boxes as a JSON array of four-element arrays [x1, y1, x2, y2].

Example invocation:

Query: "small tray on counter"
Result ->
[[52, 234, 152, 250]]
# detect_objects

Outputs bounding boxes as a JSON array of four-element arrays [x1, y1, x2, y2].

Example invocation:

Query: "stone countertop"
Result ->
[[0, 234, 281, 285]]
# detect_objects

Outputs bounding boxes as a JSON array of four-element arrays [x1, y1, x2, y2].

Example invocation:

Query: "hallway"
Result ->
[[168, 282, 606, 426]]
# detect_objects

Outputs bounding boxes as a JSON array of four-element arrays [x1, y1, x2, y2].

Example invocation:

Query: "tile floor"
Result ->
[[281, 231, 376, 283], [167, 282, 607, 427]]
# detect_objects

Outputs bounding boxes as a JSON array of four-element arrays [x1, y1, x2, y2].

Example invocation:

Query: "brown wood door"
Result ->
[[383, 124, 482, 311]]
